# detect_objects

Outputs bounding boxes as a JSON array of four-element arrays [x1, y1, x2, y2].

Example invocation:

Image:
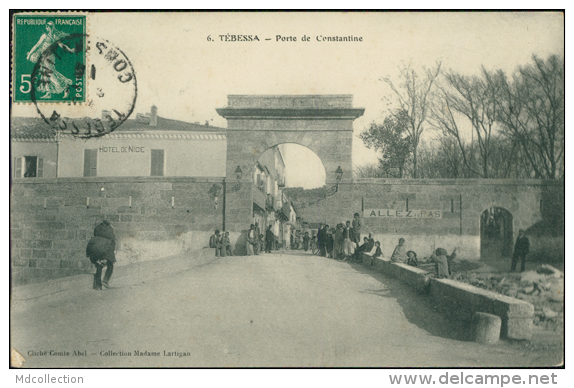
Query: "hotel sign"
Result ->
[[364, 209, 442, 219]]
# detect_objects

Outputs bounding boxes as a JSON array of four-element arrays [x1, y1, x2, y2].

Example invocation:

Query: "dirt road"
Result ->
[[10, 251, 561, 367]]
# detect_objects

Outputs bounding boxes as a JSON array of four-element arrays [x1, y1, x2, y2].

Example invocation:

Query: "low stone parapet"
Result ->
[[12, 248, 218, 300], [363, 253, 431, 292], [429, 278, 534, 340], [361, 252, 534, 340]]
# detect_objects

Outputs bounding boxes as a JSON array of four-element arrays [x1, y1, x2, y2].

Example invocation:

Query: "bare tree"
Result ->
[[354, 163, 387, 179], [382, 61, 442, 178], [430, 67, 504, 178], [497, 55, 564, 179]]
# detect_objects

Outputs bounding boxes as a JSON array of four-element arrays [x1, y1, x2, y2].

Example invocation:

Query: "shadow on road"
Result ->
[[346, 261, 470, 342]]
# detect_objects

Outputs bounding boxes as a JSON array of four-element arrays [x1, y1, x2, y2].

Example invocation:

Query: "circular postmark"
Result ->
[[31, 34, 137, 138]]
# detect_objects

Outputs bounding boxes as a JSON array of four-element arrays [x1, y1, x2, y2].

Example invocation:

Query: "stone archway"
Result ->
[[217, 95, 364, 232], [480, 207, 514, 258]]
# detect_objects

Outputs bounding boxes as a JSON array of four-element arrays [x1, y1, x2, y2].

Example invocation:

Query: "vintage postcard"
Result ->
[[9, 11, 564, 372]]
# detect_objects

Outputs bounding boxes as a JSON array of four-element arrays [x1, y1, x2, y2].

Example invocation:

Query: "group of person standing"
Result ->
[[315, 213, 374, 262], [246, 222, 276, 255], [210, 222, 278, 257]]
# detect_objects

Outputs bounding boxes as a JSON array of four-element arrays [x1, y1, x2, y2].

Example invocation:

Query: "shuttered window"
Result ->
[[14, 157, 44, 178], [37, 157, 43, 177], [151, 149, 164, 176], [14, 157, 22, 178], [83, 149, 98, 177]]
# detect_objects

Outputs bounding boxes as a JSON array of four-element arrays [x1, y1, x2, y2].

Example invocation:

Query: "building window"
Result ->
[[151, 149, 164, 176], [14, 156, 43, 178], [83, 149, 98, 177]]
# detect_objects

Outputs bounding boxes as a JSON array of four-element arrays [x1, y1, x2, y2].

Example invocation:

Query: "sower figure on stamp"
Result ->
[[511, 229, 530, 272], [86, 221, 117, 290], [26, 21, 76, 99]]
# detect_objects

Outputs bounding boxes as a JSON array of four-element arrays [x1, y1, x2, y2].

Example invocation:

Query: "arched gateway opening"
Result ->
[[217, 95, 364, 233], [251, 143, 326, 250], [480, 207, 514, 258]]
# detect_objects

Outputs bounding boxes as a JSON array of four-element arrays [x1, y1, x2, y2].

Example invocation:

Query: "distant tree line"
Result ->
[[358, 55, 564, 180]]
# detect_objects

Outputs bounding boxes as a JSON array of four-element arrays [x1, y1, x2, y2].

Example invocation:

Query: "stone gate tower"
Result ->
[[216, 94, 364, 232]]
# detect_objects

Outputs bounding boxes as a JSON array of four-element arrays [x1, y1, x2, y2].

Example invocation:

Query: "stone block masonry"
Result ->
[[10, 177, 224, 286], [429, 279, 534, 340], [362, 252, 534, 340], [294, 178, 563, 260], [219, 95, 364, 230]]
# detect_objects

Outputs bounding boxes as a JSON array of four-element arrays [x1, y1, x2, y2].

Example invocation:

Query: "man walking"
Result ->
[[86, 220, 116, 290]]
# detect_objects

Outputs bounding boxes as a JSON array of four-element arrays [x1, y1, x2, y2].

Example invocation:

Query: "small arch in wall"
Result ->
[[480, 207, 514, 259]]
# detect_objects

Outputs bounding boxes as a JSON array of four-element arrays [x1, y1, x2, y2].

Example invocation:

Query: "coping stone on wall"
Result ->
[[363, 253, 534, 341], [429, 278, 534, 340]]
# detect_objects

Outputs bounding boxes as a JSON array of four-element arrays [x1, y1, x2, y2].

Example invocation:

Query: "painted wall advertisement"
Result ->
[[364, 209, 443, 219]]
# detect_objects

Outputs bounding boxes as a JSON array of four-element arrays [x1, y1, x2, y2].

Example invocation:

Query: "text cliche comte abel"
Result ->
[[27, 349, 191, 358]]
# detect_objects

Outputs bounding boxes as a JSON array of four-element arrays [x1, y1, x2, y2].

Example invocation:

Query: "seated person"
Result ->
[[355, 236, 375, 262], [430, 247, 457, 278], [406, 250, 418, 267], [224, 231, 233, 256], [373, 241, 383, 258], [390, 238, 407, 263]]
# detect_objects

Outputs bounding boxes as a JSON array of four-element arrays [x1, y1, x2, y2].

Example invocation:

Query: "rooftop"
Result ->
[[10, 115, 226, 139]]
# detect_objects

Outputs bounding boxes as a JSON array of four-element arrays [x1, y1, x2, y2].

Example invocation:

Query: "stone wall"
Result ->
[[364, 253, 534, 340], [291, 178, 564, 260], [10, 177, 226, 286], [218, 94, 364, 231]]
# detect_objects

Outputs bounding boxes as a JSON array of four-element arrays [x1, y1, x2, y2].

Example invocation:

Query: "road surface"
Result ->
[[10, 251, 557, 367]]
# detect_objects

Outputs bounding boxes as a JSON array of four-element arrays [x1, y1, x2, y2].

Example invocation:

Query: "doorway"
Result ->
[[480, 207, 514, 258]]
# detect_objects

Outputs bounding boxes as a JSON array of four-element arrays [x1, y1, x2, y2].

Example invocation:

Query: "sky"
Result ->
[[11, 12, 564, 188]]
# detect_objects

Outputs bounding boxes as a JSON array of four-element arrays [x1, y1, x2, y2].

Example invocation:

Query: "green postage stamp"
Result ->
[[12, 14, 86, 103]]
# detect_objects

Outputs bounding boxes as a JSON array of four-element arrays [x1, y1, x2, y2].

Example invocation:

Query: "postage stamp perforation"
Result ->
[[12, 11, 137, 138], [11, 11, 89, 105]]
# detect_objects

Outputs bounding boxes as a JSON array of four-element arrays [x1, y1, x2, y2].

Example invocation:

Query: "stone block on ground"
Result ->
[[472, 312, 501, 344], [430, 278, 534, 340]]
